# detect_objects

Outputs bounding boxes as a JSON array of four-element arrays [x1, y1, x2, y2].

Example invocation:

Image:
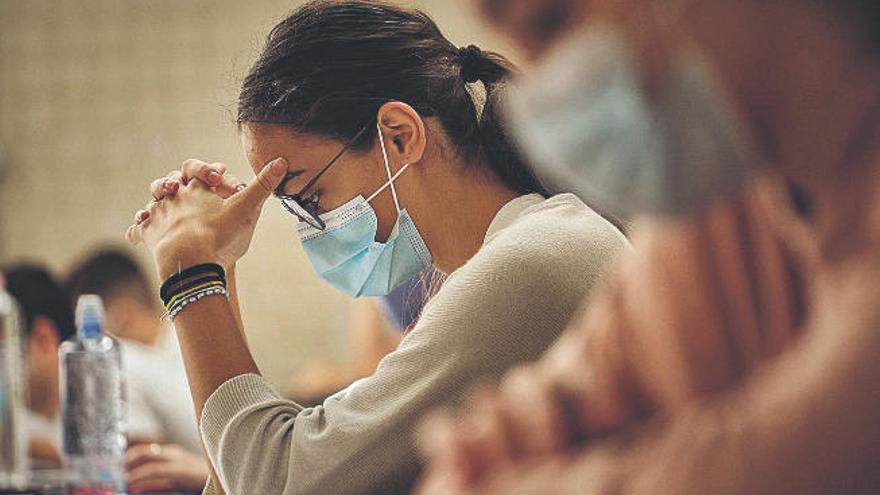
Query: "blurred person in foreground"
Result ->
[[418, 0, 880, 494], [3, 265, 75, 467], [66, 249, 209, 493]]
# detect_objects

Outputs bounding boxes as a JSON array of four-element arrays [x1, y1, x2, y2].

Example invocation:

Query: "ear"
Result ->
[[29, 317, 60, 361], [376, 102, 427, 168]]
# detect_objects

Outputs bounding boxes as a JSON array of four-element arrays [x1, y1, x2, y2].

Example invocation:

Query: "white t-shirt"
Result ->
[[26, 410, 61, 451], [121, 327, 202, 454]]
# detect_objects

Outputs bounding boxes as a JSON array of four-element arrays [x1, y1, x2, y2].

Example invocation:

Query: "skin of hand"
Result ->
[[125, 157, 287, 279], [28, 437, 61, 467], [133, 159, 247, 229], [126, 443, 211, 494]]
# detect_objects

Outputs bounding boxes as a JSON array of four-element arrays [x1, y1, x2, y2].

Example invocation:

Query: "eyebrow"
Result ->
[[274, 169, 307, 197]]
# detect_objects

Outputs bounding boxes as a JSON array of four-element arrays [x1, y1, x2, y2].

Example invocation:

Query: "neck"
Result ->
[[416, 169, 520, 274], [738, 5, 880, 183], [772, 46, 879, 187], [738, 5, 880, 261], [686, 3, 880, 183]]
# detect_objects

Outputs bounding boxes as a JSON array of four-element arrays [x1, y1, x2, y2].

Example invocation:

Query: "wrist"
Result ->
[[154, 239, 221, 280]]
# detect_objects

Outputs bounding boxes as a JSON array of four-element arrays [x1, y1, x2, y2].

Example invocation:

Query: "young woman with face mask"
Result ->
[[124, 1, 629, 494]]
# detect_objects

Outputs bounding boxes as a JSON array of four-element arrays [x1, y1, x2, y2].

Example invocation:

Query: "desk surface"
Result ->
[[1, 470, 196, 495]]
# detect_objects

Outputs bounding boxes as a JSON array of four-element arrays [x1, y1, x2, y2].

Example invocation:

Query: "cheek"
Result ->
[[318, 162, 384, 212], [366, 185, 403, 243], [373, 207, 397, 243]]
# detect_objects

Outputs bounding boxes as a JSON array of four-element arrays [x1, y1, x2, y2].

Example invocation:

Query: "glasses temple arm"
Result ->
[[295, 123, 372, 197]]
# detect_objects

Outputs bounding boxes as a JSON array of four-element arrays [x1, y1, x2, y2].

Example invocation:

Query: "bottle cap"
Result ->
[[75, 294, 104, 339]]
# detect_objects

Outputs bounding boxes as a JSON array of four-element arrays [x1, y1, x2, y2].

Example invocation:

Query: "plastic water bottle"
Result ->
[[0, 288, 28, 489], [59, 295, 127, 495]]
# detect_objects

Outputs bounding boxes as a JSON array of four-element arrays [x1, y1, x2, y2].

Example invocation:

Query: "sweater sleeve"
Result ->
[[199, 203, 628, 495]]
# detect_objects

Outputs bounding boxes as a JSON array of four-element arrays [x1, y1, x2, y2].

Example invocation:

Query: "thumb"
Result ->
[[228, 157, 288, 213]]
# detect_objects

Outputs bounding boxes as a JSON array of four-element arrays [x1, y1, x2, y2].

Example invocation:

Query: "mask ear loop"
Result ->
[[368, 123, 410, 212]]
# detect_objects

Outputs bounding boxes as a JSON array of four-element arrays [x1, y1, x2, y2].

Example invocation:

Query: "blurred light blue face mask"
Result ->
[[505, 25, 759, 217], [295, 124, 432, 297]]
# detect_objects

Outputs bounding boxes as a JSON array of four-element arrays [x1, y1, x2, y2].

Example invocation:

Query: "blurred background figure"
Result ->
[[65, 249, 201, 452], [65, 249, 170, 348], [2, 265, 74, 467], [288, 270, 441, 405], [65, 249, 209, 493]]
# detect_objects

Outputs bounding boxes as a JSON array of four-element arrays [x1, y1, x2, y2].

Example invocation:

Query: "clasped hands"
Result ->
[[124, 157, 287, 279]]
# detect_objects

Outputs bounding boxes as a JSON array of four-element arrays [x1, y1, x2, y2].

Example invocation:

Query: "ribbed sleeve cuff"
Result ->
[[199, 373, 281, 452], [202, 476, 217, 495]]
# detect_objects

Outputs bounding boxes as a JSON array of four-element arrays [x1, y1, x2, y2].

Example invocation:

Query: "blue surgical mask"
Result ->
[[295, 124, 432, 297], [505, 25, 758, 216]]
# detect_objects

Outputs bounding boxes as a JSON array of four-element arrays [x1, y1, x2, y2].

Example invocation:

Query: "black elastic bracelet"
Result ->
[[160, 263, 226, 302], [161, 274, 225, 307]]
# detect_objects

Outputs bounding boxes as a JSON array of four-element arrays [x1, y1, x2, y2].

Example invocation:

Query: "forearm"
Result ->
[[165, 289, 246, 495], [173, 294, 259, 419], [194, 269, 244, 495], [224, 264, 248, 345]]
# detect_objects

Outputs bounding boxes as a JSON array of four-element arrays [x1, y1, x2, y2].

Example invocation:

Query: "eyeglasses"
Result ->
[[277, 123, 371, 230]]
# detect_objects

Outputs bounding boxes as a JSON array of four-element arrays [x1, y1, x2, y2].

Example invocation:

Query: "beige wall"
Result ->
[[0, 0, 517, 389]]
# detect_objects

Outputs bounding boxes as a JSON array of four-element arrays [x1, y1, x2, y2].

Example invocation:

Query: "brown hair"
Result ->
[[238, 0, 549, 196]]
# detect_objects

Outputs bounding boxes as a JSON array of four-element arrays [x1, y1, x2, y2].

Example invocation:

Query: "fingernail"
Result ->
[[207, 170, 221, 184], [271, 157, 287, 176], [235, 184, 247, 192]]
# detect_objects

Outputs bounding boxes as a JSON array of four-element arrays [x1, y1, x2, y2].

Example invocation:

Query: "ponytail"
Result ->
[[455, 45, 630, 234], [456, 46, 551, 196]]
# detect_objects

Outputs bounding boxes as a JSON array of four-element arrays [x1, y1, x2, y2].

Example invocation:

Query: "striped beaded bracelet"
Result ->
[[166, 284, 228, 322], [160, 263, 229, 321]]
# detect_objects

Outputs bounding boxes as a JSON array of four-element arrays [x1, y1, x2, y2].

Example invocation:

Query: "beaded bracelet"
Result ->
[[160, 263, 229, 322], [166, 284, 228, 322], [160, 263, 226, 306]]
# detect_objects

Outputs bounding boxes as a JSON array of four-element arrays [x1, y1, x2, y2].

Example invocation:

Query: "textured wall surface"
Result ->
[[0, 0, 517, 388]]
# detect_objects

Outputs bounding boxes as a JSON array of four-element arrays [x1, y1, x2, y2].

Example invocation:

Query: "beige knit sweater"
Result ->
[[200, 193, 629, 495]]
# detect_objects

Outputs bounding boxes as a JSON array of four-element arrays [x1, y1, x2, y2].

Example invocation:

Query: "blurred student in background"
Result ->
[[65, 250, 171, 348], [3, 265, 74, 466], [66, 249, 209, 493], [418, 1, 880, 494]]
